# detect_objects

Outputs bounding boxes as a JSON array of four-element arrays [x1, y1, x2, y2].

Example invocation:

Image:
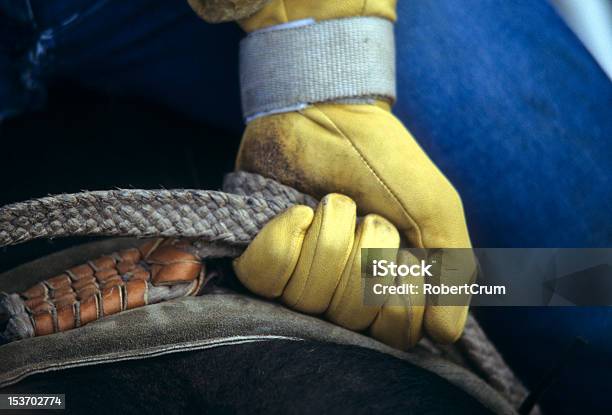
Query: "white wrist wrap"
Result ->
[[239, 17, 396, 122]]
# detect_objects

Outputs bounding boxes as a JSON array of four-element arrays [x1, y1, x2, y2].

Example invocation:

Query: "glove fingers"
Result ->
[[233, 205, 314, 298], [424, 249, 477, 343], [326, 214, 400, 330], [282, 194, 356, 313], [369, 304, 413, 351], [368, 249, 425, 350], [425, 305, 469, 344]]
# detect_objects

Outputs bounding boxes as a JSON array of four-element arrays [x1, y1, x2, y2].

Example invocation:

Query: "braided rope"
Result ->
[[0, 171, 529, 410], [0, 174, 301, 249], [461, 315, 531, 410]]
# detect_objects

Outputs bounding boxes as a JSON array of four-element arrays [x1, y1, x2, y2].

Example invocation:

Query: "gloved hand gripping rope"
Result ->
[[0, 0, 531, 408], [0, 172, 531, 409]]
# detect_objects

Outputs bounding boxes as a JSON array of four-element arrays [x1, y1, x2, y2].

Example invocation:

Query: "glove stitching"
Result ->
[[291, 201, 354, 311], [281, 0, 289, 22], [286, 203, 325, 309], [399, 280, 419, 347], [360, 0, 368, 16], [275, 223, 310, 297], [312, 105, 425, 247], [372, 298, 412, 349], [322, 208, 358, 317], [331, 223, 365, 325]]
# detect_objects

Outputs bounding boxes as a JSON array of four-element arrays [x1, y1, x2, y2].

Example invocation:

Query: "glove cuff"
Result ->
[[240, 17, 396, 122]]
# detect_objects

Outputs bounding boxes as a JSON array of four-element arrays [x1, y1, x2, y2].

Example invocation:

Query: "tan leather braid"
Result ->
[[12, 238, 204, 338]]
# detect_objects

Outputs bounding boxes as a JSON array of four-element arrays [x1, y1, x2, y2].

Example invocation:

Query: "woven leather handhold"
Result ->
[[15, 238, 205, 337]]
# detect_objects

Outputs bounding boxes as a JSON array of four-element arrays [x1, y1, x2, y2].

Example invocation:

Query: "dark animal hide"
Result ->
[[2, 340, 493, 414]]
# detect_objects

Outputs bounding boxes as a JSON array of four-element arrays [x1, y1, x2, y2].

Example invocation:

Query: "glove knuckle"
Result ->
[[321, 193, 356, 209], [438, 180, 463, 207]]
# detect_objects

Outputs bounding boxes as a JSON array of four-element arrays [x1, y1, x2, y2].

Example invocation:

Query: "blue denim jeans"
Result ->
[[1, 1, 611, 413]]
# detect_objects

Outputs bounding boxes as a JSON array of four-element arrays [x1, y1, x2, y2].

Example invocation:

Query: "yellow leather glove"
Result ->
[[235, 0, 475, 345], [234, 194, 429, 349]]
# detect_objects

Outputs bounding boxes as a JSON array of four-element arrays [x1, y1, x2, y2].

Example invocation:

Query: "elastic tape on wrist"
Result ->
[[240, 16, 396, 123]]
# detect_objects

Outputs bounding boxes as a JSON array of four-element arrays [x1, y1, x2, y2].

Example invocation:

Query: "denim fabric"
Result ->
[[1, 1, 611, 413], [390, 3, 612, 414], [394, 0, 612, 250], [0, 0, 243, 126], [2, 0, 609, 248]]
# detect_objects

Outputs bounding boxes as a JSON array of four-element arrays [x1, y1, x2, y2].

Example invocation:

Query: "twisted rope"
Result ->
[[0, 171, 529, 410], [461, 315, 531, 410]]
